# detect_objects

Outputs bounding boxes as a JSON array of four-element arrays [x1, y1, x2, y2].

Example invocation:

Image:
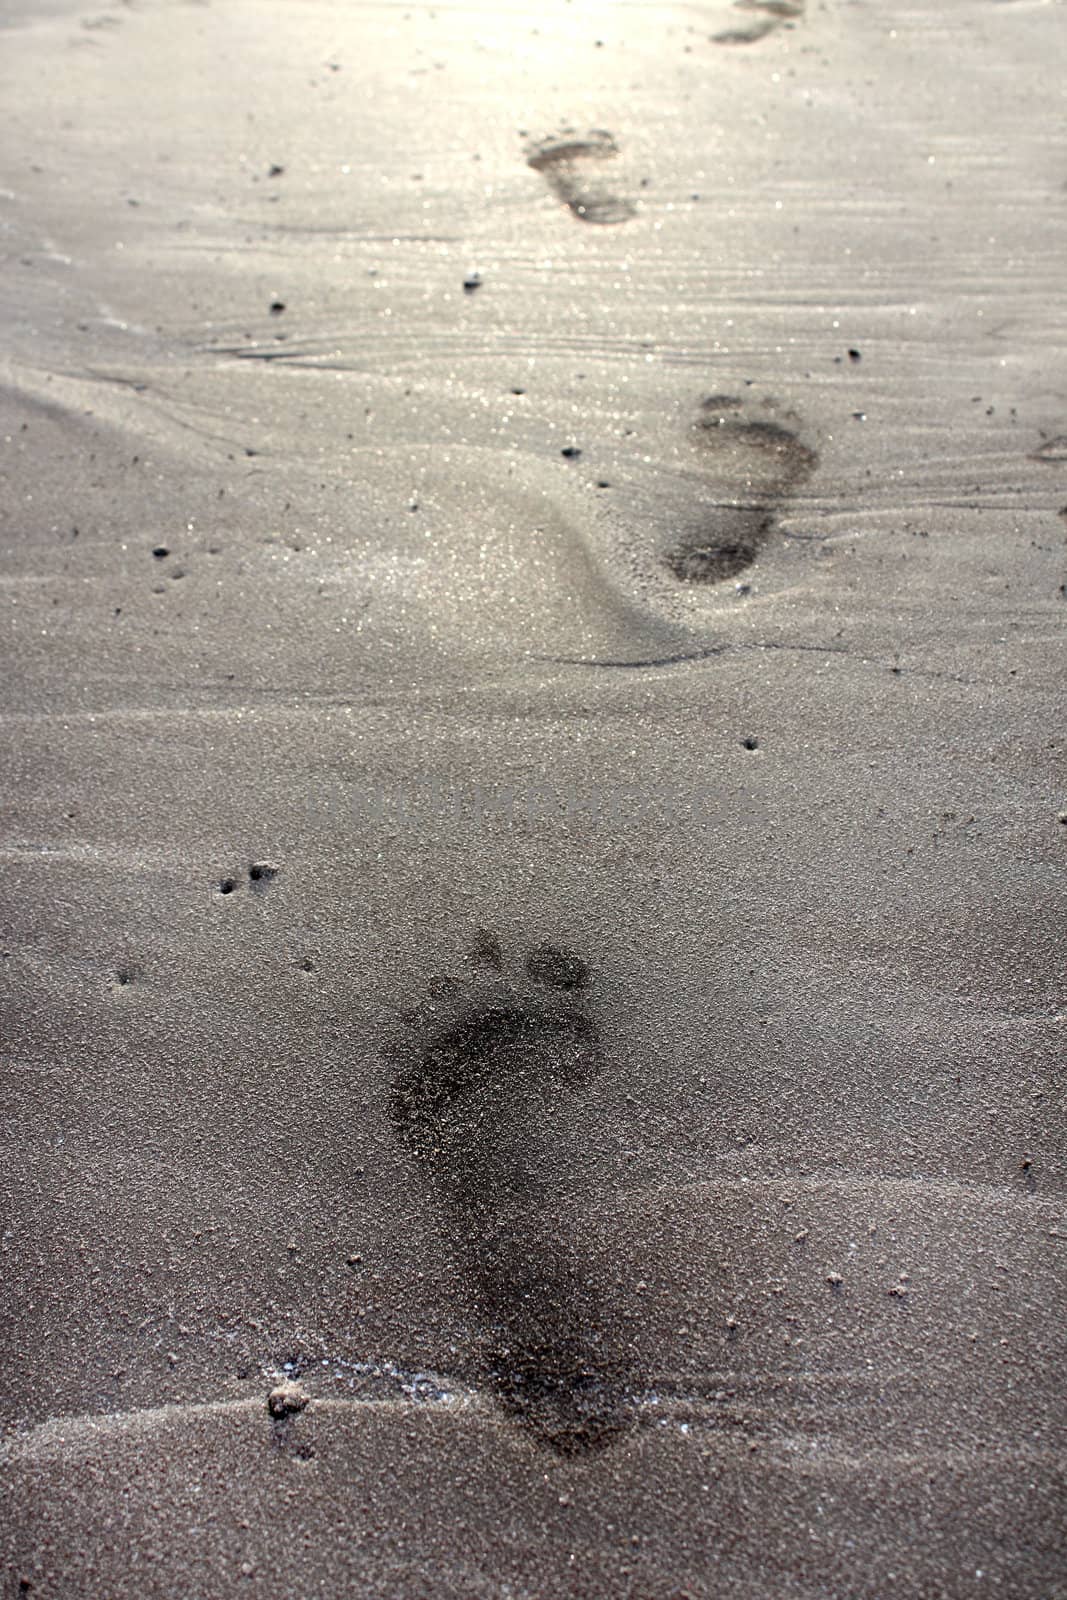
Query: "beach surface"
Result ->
[[1, 0, 1065, 1594]]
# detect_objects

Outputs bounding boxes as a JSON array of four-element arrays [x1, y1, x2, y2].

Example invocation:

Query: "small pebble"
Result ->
[[268, 1379, 309, 1418]]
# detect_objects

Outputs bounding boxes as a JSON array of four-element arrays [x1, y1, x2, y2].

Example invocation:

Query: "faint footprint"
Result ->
[[1030, 435, 1067, 462], [389, 935, 637, 1454], [664, 394, 817, 584], [713, 0, 804, 45], [525, 130, 636, 225]]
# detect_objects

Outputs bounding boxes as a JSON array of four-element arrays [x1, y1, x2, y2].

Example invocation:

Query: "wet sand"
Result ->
[[1, 0, 1065, 1593]]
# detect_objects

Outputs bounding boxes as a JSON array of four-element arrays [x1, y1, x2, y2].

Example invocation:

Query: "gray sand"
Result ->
[[1, 0, 1065, 1593]]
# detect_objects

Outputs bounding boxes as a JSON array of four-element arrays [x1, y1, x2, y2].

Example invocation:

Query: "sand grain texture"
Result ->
[[1, 0, 1065, 1593]]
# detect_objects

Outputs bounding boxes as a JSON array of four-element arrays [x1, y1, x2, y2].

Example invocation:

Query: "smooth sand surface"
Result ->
[[1, 0, 1065, 1594]]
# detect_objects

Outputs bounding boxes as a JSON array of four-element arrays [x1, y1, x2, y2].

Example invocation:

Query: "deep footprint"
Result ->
[[713, 0, 804, 46], [664, 394, 817, 584], [526, 130, 636, 225], [390, 936, 635, 1454]]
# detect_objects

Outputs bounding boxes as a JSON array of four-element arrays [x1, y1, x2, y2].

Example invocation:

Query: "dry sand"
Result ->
[[1, 0, 1065, 1593]]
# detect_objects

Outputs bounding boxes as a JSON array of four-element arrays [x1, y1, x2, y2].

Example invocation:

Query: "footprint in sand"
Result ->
[[713, 0, 805, 46], [662, 393, 817, 584], [389, 935, 636, 1454], [525, 130, 636, 225]]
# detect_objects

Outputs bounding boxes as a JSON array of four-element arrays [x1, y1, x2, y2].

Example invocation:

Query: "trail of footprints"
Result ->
[[387, 64, 817, 1456], [526, 124, 816, 590]]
